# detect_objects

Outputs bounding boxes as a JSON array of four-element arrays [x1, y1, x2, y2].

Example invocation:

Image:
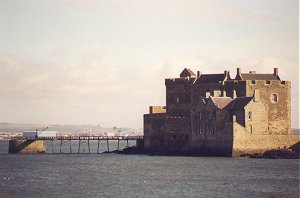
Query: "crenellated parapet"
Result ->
[[144, 67, 295, 156]]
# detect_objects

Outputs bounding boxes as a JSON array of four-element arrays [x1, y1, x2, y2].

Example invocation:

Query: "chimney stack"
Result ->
[[250, 71, 256, 74], [233, 89, 237, 99], [274, 68, 278, 76], [224, 70, 229, 76], [237, 68, 241, 75], [197, 71, 202, 77], [222, 90, 227, 97]]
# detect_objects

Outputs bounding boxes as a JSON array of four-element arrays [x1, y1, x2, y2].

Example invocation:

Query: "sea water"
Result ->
[[0, 142, 299, 197]]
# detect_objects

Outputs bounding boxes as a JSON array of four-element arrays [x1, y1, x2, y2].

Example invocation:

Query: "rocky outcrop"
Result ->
[[240, 149, 299, 159]]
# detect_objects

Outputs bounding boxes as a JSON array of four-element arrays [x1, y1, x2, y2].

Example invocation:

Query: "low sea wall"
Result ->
[[233, 126, 300, 156], [9, 140, 45, 154]]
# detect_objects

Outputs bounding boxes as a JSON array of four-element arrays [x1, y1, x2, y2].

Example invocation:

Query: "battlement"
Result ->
[[144, 67, 293, 155], [149, 106, 166, 114], [245, 79, 291, 87], [165, 77, 196, 85], [235, 67, 281, 81]]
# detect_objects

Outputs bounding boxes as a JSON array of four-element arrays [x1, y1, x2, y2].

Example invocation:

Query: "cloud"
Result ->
[[0, 0, 298, 128], [0, 51, 298, 128], [65, 0, 282, 25], [0, 50, 162, 127]]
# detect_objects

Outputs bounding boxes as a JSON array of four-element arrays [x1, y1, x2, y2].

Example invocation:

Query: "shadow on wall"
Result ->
[[9, 140, 34, 153]]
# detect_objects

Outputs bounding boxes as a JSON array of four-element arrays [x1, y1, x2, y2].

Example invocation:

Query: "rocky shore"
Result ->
[[109, 146, 299, 159], [240, 149, 299, 159]]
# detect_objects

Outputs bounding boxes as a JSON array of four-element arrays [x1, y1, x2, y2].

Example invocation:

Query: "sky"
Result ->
[[0, 0, 299, 128]]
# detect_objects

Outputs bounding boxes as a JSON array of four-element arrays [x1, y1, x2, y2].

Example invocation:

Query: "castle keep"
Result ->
[[144, 68, 299, 156]]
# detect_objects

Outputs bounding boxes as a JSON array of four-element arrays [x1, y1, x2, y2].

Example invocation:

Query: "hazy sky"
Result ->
[[0, 0, 299, 128]]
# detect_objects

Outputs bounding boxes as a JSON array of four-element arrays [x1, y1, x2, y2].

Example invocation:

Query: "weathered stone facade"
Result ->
[[144, 68, 299, 156]]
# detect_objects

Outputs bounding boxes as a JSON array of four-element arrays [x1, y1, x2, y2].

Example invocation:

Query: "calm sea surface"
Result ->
[[0, 142, 299, 198]]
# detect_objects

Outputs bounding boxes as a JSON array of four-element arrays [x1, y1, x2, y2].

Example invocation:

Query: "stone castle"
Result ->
[[144, 68, 299, 156]]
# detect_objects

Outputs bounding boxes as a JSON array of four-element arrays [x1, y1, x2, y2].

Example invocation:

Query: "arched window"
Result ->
[[271, 93, 278, 103]]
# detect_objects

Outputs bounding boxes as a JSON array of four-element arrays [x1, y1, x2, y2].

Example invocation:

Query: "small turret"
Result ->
[[274, 68, 278, 76]]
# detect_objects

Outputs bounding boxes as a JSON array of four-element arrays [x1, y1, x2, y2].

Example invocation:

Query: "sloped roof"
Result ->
[[211, 97, 233, 109], [195, 74, 226, 83], [236, 73, 280, 80], [180, 68, 196, 78], [224, 97, 253, 111]]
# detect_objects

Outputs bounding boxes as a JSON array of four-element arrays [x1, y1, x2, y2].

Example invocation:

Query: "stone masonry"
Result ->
[[144, 68, 299, 156]]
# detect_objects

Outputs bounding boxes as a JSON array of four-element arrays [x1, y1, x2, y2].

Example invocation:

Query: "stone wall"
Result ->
[[165, 78, 194, 117], [244, 97, 268, 134], [164, 116, 190, 151], [190, 98, 233, 156], [144, 68, 295, 156], [244, 80, 291, 134], [9, 140, 45, 154], [232, 121, 299, 156], [143, 113, 166, 150], [224, 80, 247, 98]]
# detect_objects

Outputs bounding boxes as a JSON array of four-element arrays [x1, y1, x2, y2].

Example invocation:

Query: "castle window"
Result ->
[[176, 96, 180, 103], [251, 80, 256, 84], [199, 112, 202, 120], [209, 126, 213, 134], [266, 80, 271, 85], [248, 111, 252, 120], [271, 93, 278, 103], [199, 126, 202, 134]]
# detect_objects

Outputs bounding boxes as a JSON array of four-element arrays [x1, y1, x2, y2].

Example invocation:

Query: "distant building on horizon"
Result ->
[[144, 67, 299, 156]]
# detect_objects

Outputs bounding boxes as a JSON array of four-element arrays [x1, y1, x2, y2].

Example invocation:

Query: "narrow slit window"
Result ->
[[248, 111, 252, 120], [271, 94, 278, 103], [209, 124, 213, 134]]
